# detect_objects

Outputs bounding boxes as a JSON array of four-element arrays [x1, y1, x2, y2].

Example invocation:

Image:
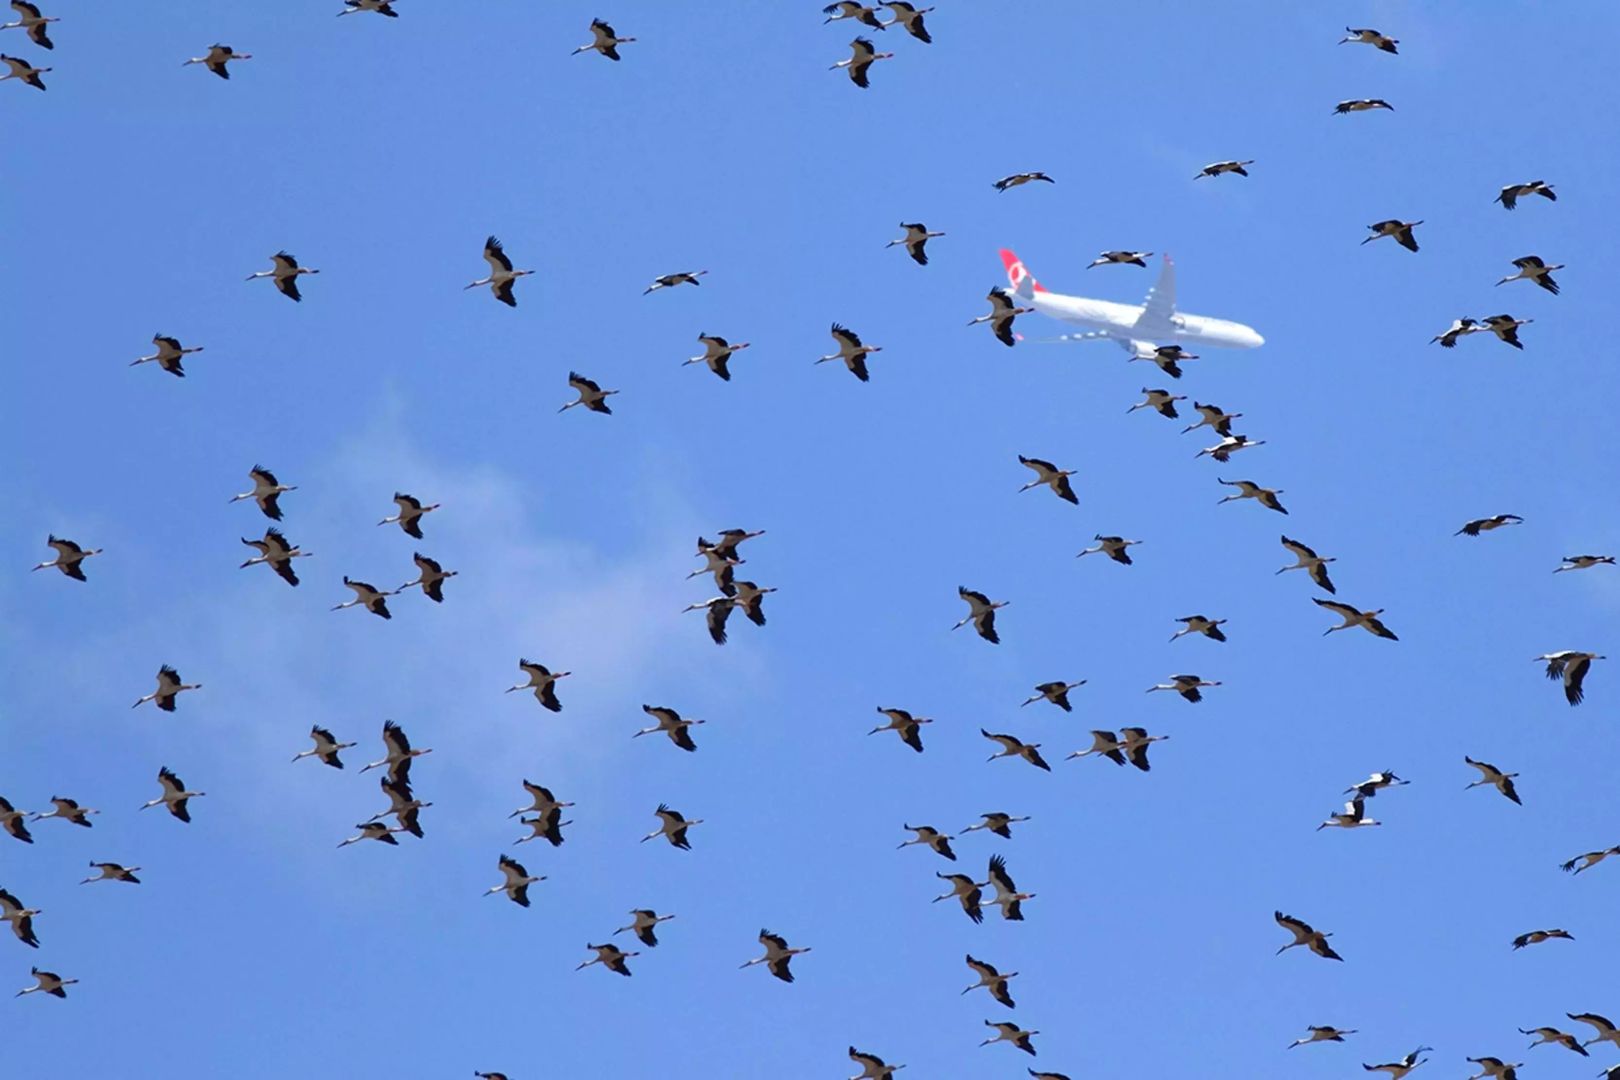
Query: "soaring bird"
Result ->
[[1518, 1026, 1589, 1056], [378, 493, 440, 538], [1456, 513, 1523, 536], [1568, 1012, 1620, 1051], [338, 822, 404, 848], [1182, 401, 1242, 437], [1170, 616, 1227, 643], [509, 779, 573, 822], [560, 371, 618, 414], [1120, 727, 1170, 772], [291, 725, 356, 769], [849, 1046, 906, 1079], [572, 18, 634, 60], [1339, 26, 1398, 53], [397, 553, 456, 602], [817, 323, 882, 381], [0, 795, 33, 843], [512, 805, 569, 847], [954, 587, 1007, 643], [1480, 314, 1532, 349], [1562, 845, 1620, 874], [229, 465, 296, 520], [1431, 318, 1482, 348], [642, 804, 701, 850], [131, 333, 203, 377], [880, 1, 932, 40], [359, 720, 433, 781], [982, 729, 1050, 772], [240, 528, 310, 587], [139, 767, 205, 823], [993, 172, 1055, 191], [1068, 730, 1126, 766], [246, 251, 317, 301], [1345, 771, 1408, 800], [132, 665, 201, 712], [32, 535, 101, 581], [1133, 343, 1198, 379], [643, 270, 708, 295], [1016, 455, 1077, 504], [869, 707, 931, 753], [1536, 651, 1602, 705], [1318, 798, 1380, 831], [960, 812, 1030, 839], [30, 796, 97, 828], [888, 222, 944, 265], [3, 3, 58, 49], [831, 36, 892, 88], [1195, 433, 1266, 463], [1496, 255, 1562, 294], [683, 594, 741, 645], [962, 954, 1017, 1008], [1077, 535, 1141, 565], [1020, 679, 1086, 711], [968, 288, 1033, 347], [898, 824, 956, 861], [484, 855, 543, 907], [1464, 757, 1522, 805], [1194, 160, 1253, 179], [1362, 219, 1421, 252], [0, 52, 47, 88], [1333, 98, 1393, 114], [1146, 674, 1221, 703], [1274, 911, 1342, 961], [1363, 1048, 1434, 1078], [933, 871, 987, 923], [333, 577, 394, 619], [636, 705, 703, 752], [1278, 536, 1336, 593], [1128, 388, 1187, 419], [733, 581, 776, 628], [338, 0, 399, 15], [986, 854, 1035, 920], [506, 660, 569, 712], [15, 967, 75, 999], [0, 887, 42, 947], [577, 942, 638, 976], [1511, 928, 1573, 950], [742, 930, 810, 983], [980, 1020, 1039, 1056], [615, 909, 676, 948], [183, 43, 251, 79], [1289, 1026, 1358, 1049], [465, 236, 532, 306], [1217, 477, 1287, 514], [1314, 599, 1398, 640], [822, 2, 885, 29], [80, 862, 141, 885], [1088, 250, 1152, 268], [685, 334, 750, 381], [1496, 180, 1556, 210]]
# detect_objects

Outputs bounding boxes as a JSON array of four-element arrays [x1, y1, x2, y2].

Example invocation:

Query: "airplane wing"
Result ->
[[1134, 254, 1177, 331]]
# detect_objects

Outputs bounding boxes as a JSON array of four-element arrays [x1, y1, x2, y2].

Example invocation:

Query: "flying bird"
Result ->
[[577, 942, 638, 976], [887, 222, 943, 268], [1518, 1026, 1589, 1056], [817, 323, 882, 381], [1362, 219, 1421, 252], [848, 1046, 906, 1079], [1133, 343, 1198, 379], [0, 888, 42, 947], [183, 43, 251, 79], [933, 871, 987, 923], [636, 705, 704, 752], [642, 804, 701, 850], [1339, 26, 1398, 53], [993, 172, 1055, 191], [1496, 180, 1556, 210], [683, 594, 742, 644], [615, 909, 675, 947], [32, 535, 101, 581], [1274, 910, 1342, 961], [0, 796, 33, 844], [1511, 928, 1573, 950], [397, 553, 456, 602], [953, 587, 1007, 643], [572, 18, 634, 60], [831, 36, 892, 88], [229, 466, 296, 520], [1278, 536, 1337, 593], [1496, 255, 1562, 294], [1146, 674, 1221, 703], [3, 3, 58, 49], [982, 729, 1050, 772], [962, 954, 1018, 1008], [1318, 798, 1380, 831], [685, 334, 750, 380], [1345, 771, 1407, 799], [980, 1020, 1039, 1056], [1120, 727, 1169, 772], [986, 854, 1035, 920], [333, 576, 394, 618], [1077, 535, 1141, 564], [1314, 599, 1398, 640], [1465, 1055, 1521, 1080], [822, 2, 885, 29], [1333, 98, 1393, 114], [1068, 730, 1126, 766], [898, 824, 956, 861], [1194, 160, 1253, 179], [338, 0, 399, 16], [359, 720, 433, 780], [1431, 318, 1482, 348], [1217, 477, 1287, 514], [1016, 455, 1077, 504], [509, 780, 573, 821], [1195, 433, 1266, 463], [80, 862, 140, 885], [1480, 314, 1532, 348], [643, 270, 707, 295], [1561, 845, 1620, 874], [291, 725, 356, 769], [1182, 401, 1242, 437], [484, 855, 543, 907], [1020, 679, 1086, 711], [1128, 388, 1187, 419], [30, 796, 97, 828], [1363, 1048, 1434, 1078], [1289, 1026, 1358, 1049], [139, 767, 205, 823], [1088, 250, 1153, 268], [246, 252, 317, 301], [1170, 616, 1227, 643], [1464, 757, 1522, 805], [961, 812, 1030, 839], [338, 821, 404, 848], [1536, 651, 1602, 705], [869, 707, 931, 753], [1568, 1013, 1620, 1051], [131, 333, 203, 377], [506, 660, 569, 712], [512, 805, 570, 847], [15, 967, 74, 999], [465, 236, 532, 306], [1456, 513, 1523, 536], [741, 930, 810, 983], [240, 528, 310, 586], [968, 288, 1033, 347], [132, 665, 201, 712], [378, 493, 439, 538]]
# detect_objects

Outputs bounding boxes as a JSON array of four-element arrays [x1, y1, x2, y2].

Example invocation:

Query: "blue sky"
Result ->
[[5, 2, 1619, 1076]]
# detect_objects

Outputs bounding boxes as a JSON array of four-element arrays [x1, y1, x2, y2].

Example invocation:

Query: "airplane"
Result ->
[[999, 248, 1264, 356]]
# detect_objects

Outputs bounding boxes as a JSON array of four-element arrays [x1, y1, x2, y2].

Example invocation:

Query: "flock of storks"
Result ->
[[7, 4, 1612, 1079]]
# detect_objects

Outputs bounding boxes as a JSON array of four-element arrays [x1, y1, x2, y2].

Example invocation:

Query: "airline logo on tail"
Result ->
[[1000, 249, 1047, 298]]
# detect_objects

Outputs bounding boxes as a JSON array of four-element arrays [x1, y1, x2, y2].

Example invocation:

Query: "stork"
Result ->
[[1020, 680, 1086, 711], [961, 812, 1029, 839], [980, 1020, 1039, 1056], [702, 528, 767, 562], [506, 660, 569, 712], [1182, 401, 1241, 436], [1481, 314, 1532, 349], [1496, 180, 1556, 210], [1128, 388, 1187, 419], [643, 270, 707, 294], [0, 51, 47, 88], [1067, 730, 1125, 766], [397, 553, 456, 602], [742, 930, 810, 983], [0, 888, 42, 947], [1346, 771, 1407, 799], [513, 806, 569, 847], [338, 0, 399, 15], [484, 855, 543, 907], [1314, 599, 1398, 640], [1457, 513, 1523, 536], [1016, 455, 1077, 504], [1318, 798, 1380, 831], [465, 236, 532, 306], [1278, 536, 1336, 593], [888, 223, 943, 265], [636, 705, 703, 752], [933, 871, 987, 923], [1568, 1013, 1620, 1051], [688, 545, 741, 597], [1464, 757, 1521, 805], [1363, 219, 1421, 252], [1146, 674, 1221, 703], [509, 779, 573, 820], [132, 665, 201, 712], [993, 172, 1055, 191], [15, 968, 74, 999], [359, 721, 432, 780], [577, 942, 638, 976], [986, 854, 1034, 920], [140, 767, 204, 823], [1289, 1026, 1358, 1049], [1217, 477, 1287, 514], [3, 3, 56, 49], [1194, 160, 1253, 179], [982, 729, 1050, 772], [240, 528, 310, 587], [823, 2, 885, 29], [1511, 928, 1573, 950], [685, 334, 750, 380], [1340, 26, 1398, 52], [572, 18, 634, 60], [1556, 555, 1614, 573], [1432, 318, 1483, 348], [1333, 98, 1393, 114], [1120, 727, 1169, 772], [245, 251, 316, 300], [560, 371, 618, 414], [882, 4, 931, 41], [616, 909, 675, 947], [1088, 250, 1152, 269], [0, 795, 32, 844], [818, 323, 882, 381], [831, 36, 892, 88], [733, 581, 776, 628], [1497, 255, 1562, 294], [378, 493, 439, 538], [953, 587, 1007, 643], [968, 288, 1033, 347], [365, 776, 424, 837], [1076, 535, 1141, 564], [1133, 343, 1198, 379], [1170, 616, 1227, 643], [1274, 910, 1342, 960], [292, 725, 355, 768], [683, 594, 740, 644], [848, 1046, 906, 1079], [869, 707, 931, 753], [1195, 434, 1265, 463], [183, 43, 250, 79], [898, 825, 955, 861], [333, 576, 394, 618], [1518, 1026, 1589, 1056], [962, 954, 1017, 1008], [1561, 845, 1620, 874], [80, 862, 140, 885], [131, 333, 202, 377], [642, 804, 700, 849], [229, 465, 296, 520], [30, 796, 97, 828], [1363, 1048, 1433, 1077], [1536, 651, 1602, 705], [32, 535, 101, 581]]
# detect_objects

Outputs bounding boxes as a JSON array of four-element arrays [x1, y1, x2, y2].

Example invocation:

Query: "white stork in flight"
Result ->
[[1363, 1048, 1433, 1078], [881, 2, 933, 42], [139, 767, 205, 823], [246, 251, 317, 300], [954, 586, 1007, 643], [378, 493, 439, 538], [0, 795, 33, 844], [888, 222, 943, 265], [338, 0, 399, 15], [683, 594, 740, 644], [292, 725, 355, 768], [359, 720, 432, 780], [823, 2, 885, 29], [80, 861, 140, 885], [1318, 797, 1379, 831], [133, 665, 201, 712], [869, 707, 931, 753], [512, 806, 569, 847], [3, 3, 57, 49], [1569, 1012, 1620, 1051], [831, 37, 893, 88], [1536, 651, 1602, 705], [986, 854, 1035, 920], [240, 527, 310, 587], [643, 270, 707, 294], [933, 871, 987, 923], [1146, 674, 1221, 703], [0, 51, 48, 88], [1464, 757, 1522, 805], [968, 288, 1033, 347], [685, 334, 750, 381], [993, 172, 1055, 191], [32, 535, 101, 581], [229, 465, 296, 520], [1561, 845, 1620, 875], [577, 942, 638, 976], [848, 1046, 905, 1079], [741, 929, 811, 983], [616, 909, 676, 947], [333, 576, 394, 619], [183, 43, 250, 79], [898, 824, 955, 861], [1020, 679, 1086, 711], [1133, 343, 1198, 379], [1217, 477, 1287, 514], [465, 236, 532, 306], [560, 371, 618, 414], [1182, 401, 1242, 437], [1556, 555, 1613, 573], [818, 323, 881, 381], [1128, 388, 1187, 419], [509, 779, 573, 821], [962, 954, 1017, 1008], [636, 705, 703, 752], [1314, 599, 1398, 640], [15, 967, 74, 999], [1363, 219, 1421, 252], [484, 855, 543, 907], [0, 887, 42, 947], [1339, 26, 1398, 53], [1277, 536, 1336, 593], [30, 797, 97, 828], [1288, 1025, 1357, 1049], [1194, 160, 1253, 179], [979, 1020, 1039, 1056], [1332, 98, 1393, 114], [1496, 255, 1562, 294], [506, 660, 569, 712], [131, 333, 202, 377], [1088, 250, 1152, 268], [1274, 910, 1342, 961], [1016, 455, 1078, 504], [642, 804, 701, 850], [1170, 615, 1227, 643], [397, 553, 456, 602], [982, 729, 1050, 772], [572, 18, 634, 60], [1076, 535, 1141, 565], [1456, 513, 1523, 536], [1517, 1025, 1587, 1056], [1496, 180, 1556, 210], [1511, 928, 1572, 950], [337, 821, 404, 847], [961, 812, 1029, 839]]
